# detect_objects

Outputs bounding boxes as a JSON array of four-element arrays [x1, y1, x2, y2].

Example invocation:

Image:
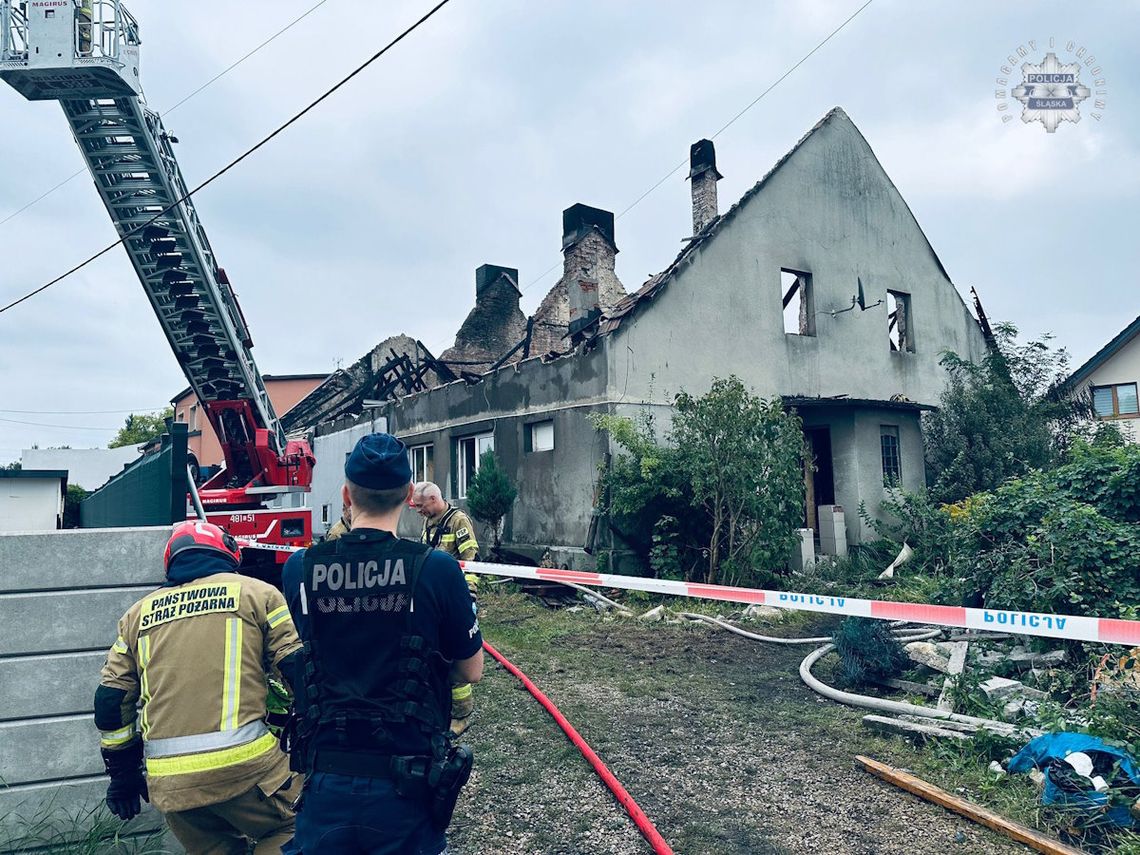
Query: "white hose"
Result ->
[[555, 579, 635, 615], [679, 612, 940, 645], [799, 643, 1042, 738]]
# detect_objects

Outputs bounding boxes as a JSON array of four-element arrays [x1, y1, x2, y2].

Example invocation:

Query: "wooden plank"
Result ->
[[854, 755, 1086, 855], [937, 641, 969, 712], [862, 715, 970, 743]]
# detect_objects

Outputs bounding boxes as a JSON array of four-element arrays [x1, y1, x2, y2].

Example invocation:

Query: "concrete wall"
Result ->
[[0, 528, 172, 852], [382, 346, 612, 561], [0, 475, 63, 533], [22, 445, 144, 492], [1077, 333, 1140, 443], [309, 416, 388, 537], [610, 110, 987, 408]]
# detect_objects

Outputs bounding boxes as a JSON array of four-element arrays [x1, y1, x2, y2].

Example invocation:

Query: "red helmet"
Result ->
[[164, 521, 242, 570]]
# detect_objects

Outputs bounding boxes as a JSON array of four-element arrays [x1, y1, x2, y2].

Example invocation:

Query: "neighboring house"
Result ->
[[1064, 317, 1140, 443], [171, 373, 329, 469], [0, 470, 67, 532], [21, 444, 144, 491], [304, 108, 987, 568]]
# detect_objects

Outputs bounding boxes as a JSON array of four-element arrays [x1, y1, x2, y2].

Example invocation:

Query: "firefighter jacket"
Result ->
[[325, 515, 350, 542], [96, 556, 302, 813], [421, 505, 479, 561]]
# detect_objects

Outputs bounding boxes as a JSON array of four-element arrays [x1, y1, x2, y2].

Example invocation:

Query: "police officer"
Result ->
[[95, 521, 303, 853], [412, 481, 481, 734], [282, 434, 483, 855]]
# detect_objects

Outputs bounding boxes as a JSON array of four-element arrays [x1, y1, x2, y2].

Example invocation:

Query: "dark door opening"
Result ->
[[804, 427, 835, 532]]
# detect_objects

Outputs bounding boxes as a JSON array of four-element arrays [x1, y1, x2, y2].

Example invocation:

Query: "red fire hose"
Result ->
[[482, 641, 674, 855]]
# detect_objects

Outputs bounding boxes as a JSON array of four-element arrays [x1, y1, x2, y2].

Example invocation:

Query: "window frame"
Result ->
[[526, 420, 555, 453], [455, 432, 494, 498], [407, 442, 435, 483], [1092, 383, 1140, 419], [880, 425, 902, 488]]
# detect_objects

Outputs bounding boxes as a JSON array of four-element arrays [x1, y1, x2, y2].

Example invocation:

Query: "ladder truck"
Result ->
[[0, 0, 315, 569]]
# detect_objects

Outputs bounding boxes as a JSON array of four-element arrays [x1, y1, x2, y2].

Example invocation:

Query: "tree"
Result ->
[[1, 460, 21, 471], [109, 407, 173, 449], [465, 450, 517, 550], [594, 375, 806, 586], [924, 323, 1095, 504], [672, 377, 806, 585], [63, 484, 89, 529]]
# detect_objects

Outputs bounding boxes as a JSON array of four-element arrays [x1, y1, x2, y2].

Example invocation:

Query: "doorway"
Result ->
[[804, 427, 835, 532]]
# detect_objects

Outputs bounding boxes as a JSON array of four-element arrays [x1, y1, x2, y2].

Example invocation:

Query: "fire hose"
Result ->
[[482, 641, 674, 855]]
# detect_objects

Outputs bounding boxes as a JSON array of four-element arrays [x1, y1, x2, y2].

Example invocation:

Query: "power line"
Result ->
[[0, 0, 334, 230], [0, 416, 119, 430], [0, 0, 452, 316], [0, 406, 167, 414], [519, 0, 874, 296]]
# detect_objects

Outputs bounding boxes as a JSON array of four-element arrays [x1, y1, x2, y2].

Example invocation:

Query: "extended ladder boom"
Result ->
[[0, 0, 314, 505]]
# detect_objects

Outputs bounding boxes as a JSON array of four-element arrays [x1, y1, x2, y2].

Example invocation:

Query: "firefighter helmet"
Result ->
[[164, 520, 242, 570]]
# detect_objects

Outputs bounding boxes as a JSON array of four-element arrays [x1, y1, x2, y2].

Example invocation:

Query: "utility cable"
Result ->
[[0, 0, 334, 229], [0, 415, 119, 430], [518, 0, 874, 296], [0, 0, 451, 315], [0, 406, 166, 414]]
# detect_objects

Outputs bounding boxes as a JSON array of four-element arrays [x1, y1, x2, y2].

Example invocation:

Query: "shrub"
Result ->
[[831, 617, 908, 687], [465, 451, 517, 549]]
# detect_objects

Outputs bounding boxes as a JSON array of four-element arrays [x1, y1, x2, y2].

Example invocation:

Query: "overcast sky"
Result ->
[[0, 0, 1136, 464]]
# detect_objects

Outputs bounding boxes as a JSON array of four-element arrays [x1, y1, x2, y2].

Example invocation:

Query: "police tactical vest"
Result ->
[[296, 530, 449, 768]]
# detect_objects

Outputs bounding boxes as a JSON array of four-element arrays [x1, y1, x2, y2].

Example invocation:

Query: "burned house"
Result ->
[[302, 107, 987, 565]]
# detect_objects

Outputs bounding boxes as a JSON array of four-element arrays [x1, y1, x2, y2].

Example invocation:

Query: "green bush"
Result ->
[[831, 617, 908, 687], [465, 451, 517, 549], [592, 376, 805, 586]]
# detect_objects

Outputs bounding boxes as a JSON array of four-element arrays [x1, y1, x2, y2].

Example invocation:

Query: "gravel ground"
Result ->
[[448, 592, 1037, 855]]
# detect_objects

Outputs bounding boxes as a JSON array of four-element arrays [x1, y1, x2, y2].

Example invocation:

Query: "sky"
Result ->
[[0, 0, 1136, 464]]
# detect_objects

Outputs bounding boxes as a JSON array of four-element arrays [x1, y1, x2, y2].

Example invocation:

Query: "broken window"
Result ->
[[887, 290, 914, 352], [408, 443, 434, 483], [456, 433, 494, 498], [1092, 383, 1139, 418], [880, 425, 901, 487], [781, 268, 815, 336], [525, 421, 554, 453]]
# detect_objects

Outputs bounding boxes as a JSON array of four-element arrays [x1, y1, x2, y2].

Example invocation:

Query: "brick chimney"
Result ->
[[562, 203, 617, 340], [689, 138, 722, 234]]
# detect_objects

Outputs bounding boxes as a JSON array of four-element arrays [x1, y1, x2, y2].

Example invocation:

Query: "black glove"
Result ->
[[102, 742, 148, 821]]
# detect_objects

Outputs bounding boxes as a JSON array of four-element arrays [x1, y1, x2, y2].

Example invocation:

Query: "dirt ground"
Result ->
[[448, 590, 1038, 855]]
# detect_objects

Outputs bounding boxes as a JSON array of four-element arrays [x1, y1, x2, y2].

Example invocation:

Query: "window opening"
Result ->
[[1092, 383, 1140, 418], [527, 421, 554, 453], [880, 426, 901, 487], [781, 269, 815, 336], [887, 290, 914, 352]]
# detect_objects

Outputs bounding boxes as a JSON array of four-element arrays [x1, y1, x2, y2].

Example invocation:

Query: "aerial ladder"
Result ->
[[0, 0, 315, 567]]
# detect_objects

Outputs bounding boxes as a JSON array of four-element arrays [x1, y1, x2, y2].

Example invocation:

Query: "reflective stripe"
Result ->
[[111, 637, 129, 654], [451, 684, 472, 701], [441, 534, 456, 543], [99, 724, 136, 747], [138, 635, 152, 737], [144, 720, 268, 759], [220, 617, 243, 731], [266, 605, 290, 628], [457, 538, 478, 553], [145, 732, 277, 777]]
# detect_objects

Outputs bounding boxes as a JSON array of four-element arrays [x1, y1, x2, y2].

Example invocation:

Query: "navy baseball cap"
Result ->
[[345, 433, 412, 490]]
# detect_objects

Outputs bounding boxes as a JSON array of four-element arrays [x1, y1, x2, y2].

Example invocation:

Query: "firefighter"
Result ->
[[94, 521, 303, 853], [412, 481, 481, 734], [281, 434, 483, 854], [76, 1, 93, 56], [324, 501, 351, 541]]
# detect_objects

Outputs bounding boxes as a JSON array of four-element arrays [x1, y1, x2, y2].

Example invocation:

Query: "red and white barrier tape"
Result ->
[[459, 560, 1140, 647], [234, 538, 1139, 646]]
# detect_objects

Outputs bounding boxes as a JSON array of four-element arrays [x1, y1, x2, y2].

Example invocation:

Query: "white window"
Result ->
[[527, 421, 554, 452], [408, 443, 434, 483], [321, 504, 330, 524], [189, 404, 198, 431], [456, 432, 494, 498]]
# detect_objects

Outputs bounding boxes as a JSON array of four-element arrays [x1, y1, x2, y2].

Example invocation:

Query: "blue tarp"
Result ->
[[1008, 733, 1140, 828]]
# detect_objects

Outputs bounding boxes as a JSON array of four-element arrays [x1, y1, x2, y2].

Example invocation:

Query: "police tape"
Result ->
[[233, 538, 1140, 646], [458, 560, 1140, 647]]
